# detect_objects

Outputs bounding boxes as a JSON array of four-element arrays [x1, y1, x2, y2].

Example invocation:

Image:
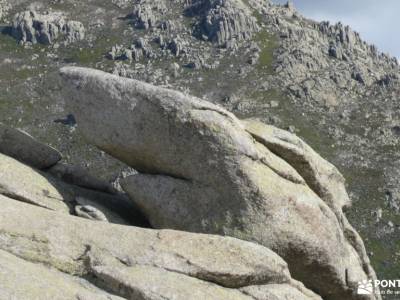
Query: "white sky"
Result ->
[[273, 0, 400, 58]]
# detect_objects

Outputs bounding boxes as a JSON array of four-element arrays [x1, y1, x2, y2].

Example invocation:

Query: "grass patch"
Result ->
[[242, 0, 278, 72], [256, 30, 278, 73], [0, 32, 44, 55], [62, 33, 122, 66], [367, 238, 400, 280], [66, 46, 106, 65]]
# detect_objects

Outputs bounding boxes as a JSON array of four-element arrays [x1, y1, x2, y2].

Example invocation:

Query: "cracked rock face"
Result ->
[[131, 0, 167, 30], [0, 196, 320, 300], [11, 10, 85, 45], [188, 0, 259, 46], [60, 66, 379, 300], [266, 5, 399, 106]]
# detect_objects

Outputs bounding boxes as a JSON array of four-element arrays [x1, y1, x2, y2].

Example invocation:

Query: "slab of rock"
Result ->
[[241, 284, 320, 300], [60, 67, 379, 300], [0, 123, 61, 169], [11, 10, 85, 45], [48, 162, 117, 194], [0, 152, 146, 226], [0, 249, 124, 300], [0, 196, 319, 300], [0, 152, 70, 212]]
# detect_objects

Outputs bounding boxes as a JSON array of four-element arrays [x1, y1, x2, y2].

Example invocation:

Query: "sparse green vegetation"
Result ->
[[63, 35, 121, 66], [256, 30, 278, 73], [65, 46, 106, 65], [0, 32, 44, 55]]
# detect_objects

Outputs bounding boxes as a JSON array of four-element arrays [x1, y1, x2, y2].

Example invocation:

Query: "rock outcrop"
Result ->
[[11, 10, 85, 45], [187, 0, 260, 47], [0, 196, 320, 300], [131, 0, 167, 30], [0, 0, 10, 20], [265, 4, 399, 105], [60, 66, 380, 300], [107, 41, 154, 62]]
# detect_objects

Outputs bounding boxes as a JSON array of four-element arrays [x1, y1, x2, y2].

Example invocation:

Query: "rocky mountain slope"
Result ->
[[0, 0, 399, 299]]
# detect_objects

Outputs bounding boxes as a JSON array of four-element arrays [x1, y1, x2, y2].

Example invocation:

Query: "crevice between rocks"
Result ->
[[0, 188, 55, 211], [245, 129, 323, 197], [242, 147, 305, 185], [244, 128, 376, 289]]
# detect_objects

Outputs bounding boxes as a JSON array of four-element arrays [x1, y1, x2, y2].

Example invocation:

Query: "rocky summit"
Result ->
[[0, 0, 398, 299]]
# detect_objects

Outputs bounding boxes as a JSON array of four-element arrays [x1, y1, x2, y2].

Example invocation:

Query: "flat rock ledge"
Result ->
[[0, 196, 320, 300]]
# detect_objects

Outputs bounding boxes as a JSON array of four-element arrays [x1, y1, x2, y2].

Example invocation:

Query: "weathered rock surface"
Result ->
[[242, 118, 351, 211], [242, 118, 379, 290], [0, 249, 124, 300], [11, 10, 85, 45], [60, 66, 379, 300], [0, 152, 145, 226], [241, 283, 320, 300], [0, 123, 62, 169], [0, 152, 71, 212], [0, 196, 320, 300]]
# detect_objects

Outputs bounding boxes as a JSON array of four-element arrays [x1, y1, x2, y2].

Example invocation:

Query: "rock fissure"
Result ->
[[0, 187, 55, 211]]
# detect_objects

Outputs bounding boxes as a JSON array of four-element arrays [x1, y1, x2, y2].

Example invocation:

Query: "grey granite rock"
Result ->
[[0, 123, 62, 169], [0, 196, 320, 300], [0, 249, 124, 300], [60, 66, 379, 300], [0, 152, 145, 226], [11, 10, 85, 45], [47, 162, 116, 194], [131, 0, 167, 30], [188, 0, 259, 46]]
